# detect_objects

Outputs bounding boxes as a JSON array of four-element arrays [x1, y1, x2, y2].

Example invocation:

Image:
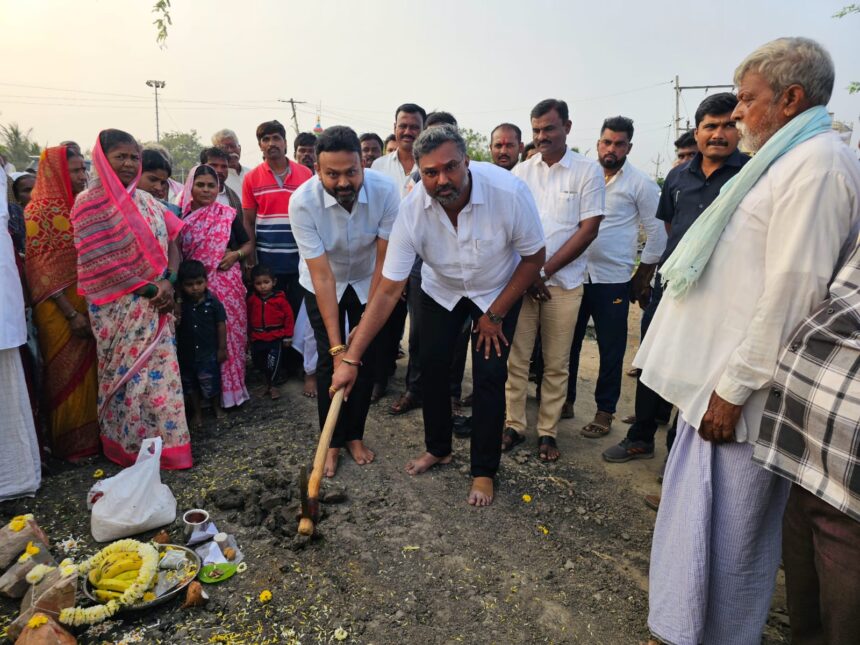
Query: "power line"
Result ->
[[277, 99, 306, 136]]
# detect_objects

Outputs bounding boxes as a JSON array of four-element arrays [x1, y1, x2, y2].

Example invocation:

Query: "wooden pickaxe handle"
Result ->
[[308, 388, 345, 501]]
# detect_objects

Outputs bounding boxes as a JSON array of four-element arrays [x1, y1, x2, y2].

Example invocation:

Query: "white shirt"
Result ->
[[371, 150, 415, 198], [513, 149, 604, 289], [216, 186, 230, 207], [383, 161, 545, 311], [635, 131, 860, 444], [225, 165, 250, 196], [586, 160, 664, 283], [0, 171, 26, 350], [291, 169, 400, 304]]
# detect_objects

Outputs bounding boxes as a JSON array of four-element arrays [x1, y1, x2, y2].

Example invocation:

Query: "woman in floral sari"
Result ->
[[71, 129, 191, 469], [178, 165, 251, 408], [24, 145, 100, 461]]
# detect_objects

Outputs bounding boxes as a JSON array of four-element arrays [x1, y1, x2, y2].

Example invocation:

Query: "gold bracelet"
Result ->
[[328, 344, 348, 356], [341, 357, 362, 367]]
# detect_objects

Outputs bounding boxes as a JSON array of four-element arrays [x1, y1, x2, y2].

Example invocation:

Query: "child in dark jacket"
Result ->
[[247, 265, 295, 399], [176, 260, 227, 428]]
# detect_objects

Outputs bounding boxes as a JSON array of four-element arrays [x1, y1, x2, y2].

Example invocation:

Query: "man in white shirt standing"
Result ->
[[504, 99, 605, 462], [371, 103, 426, 198], [566, 116, 664, 440], [212, 128, 251, 196], [290, 126, 400, 478], [637, 38, 860, 645], [331, 125, 545, 506], [0, 170, 41, 501]]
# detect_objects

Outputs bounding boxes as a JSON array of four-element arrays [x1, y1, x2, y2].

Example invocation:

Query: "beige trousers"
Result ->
[[505, 285, 583, 438]]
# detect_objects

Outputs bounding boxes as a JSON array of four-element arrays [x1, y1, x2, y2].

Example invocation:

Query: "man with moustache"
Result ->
[[604, 93, 749, 468], [212, 128, 250, 196], [294, 132, 317, 171], [199, 147, 243, 214], [290, 126, 399, 477], [243, 120, 313, 316], [636, 39, 860, 645], [372, 103, 426, 197], [331, 125, 545, 506], [490, 123, 524, 171], [359, 133, 384, 169], [504, 99, 604, 461], [566, 116, 664, 440]]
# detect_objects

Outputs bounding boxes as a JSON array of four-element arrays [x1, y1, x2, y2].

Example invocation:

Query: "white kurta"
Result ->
[[635, 131, 860, 443], [0, 171, 41, 500]]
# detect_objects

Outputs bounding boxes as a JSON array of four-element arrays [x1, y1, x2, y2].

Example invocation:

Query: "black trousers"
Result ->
[[304, 285, 378, 448], [627, 276, 675, 447], [568, 281, 631, 414], [419, 290, 520, 478], [374, 297, 407, 386]]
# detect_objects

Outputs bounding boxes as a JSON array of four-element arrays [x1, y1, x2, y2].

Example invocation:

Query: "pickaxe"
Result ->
[[298, 388, 345, 535]]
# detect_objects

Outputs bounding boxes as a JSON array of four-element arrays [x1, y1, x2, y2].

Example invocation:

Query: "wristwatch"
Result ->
[[539, 267, 549, 281], [485, 310, 504, 325]]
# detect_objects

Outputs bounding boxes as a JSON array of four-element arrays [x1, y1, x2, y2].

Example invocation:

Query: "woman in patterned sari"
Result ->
[[71, 129, 191, 469], [24, 145, 99, 461], [178, 164, 250, 409]]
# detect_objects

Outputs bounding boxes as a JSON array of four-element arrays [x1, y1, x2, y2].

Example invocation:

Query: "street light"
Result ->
[[146, 80, 166, 142]]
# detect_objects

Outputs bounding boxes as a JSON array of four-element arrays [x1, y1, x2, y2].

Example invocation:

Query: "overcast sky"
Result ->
[[2, 0, 858, 175]]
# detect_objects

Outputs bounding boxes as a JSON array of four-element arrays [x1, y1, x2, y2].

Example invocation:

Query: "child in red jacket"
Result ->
[[247, 265, 295, 399]]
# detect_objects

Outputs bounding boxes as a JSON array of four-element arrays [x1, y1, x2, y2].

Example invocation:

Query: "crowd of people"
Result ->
[[1, 36, 858, 644]]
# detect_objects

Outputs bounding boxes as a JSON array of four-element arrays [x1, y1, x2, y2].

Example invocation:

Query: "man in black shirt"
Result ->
[[602, 93, 750, 477]]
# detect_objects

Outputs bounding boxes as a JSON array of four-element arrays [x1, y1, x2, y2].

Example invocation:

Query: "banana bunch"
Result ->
[[88, 551, 152, 602]]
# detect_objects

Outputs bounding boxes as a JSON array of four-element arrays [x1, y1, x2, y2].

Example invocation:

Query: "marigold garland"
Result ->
[[59, 539, 159, 627]]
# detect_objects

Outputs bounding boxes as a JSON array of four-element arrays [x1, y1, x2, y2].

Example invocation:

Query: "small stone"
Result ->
[[621, 532, 630, 541], [564, 559, 575, 570], [259, 492, 283, 511], [320, 481, 348, 504], [576, 506, 587, 515], [394, 610, 405, 620]]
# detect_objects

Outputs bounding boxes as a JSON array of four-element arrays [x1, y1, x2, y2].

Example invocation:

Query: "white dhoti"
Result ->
[[0, 348, 41, 501], [648, 416, 790, 645]]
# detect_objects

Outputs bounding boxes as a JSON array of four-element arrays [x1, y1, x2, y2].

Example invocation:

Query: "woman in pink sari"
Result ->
[[178, 165, 250, 408], [71, 129, 191, 469]]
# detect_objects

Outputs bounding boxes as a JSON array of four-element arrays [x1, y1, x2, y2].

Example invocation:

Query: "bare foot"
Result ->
[[213, 405, 224, 420], [324, 447, 340, 478], [346, 440, 375, 465], [269, 386, 281, 400], [303, 374, 317, 398], [468, 476, 494, 507], [405, 452, 452, 476], [191, 416, 203, 431]]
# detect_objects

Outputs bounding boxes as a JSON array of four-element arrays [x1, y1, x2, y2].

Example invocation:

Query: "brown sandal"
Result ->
[[538, 436, 560, 462], [580, 411, 613, 438], [501, 427, 525, 452], [388, 391, 421, 415]]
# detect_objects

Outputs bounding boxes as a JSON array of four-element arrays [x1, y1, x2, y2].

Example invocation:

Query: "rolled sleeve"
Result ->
[[511, 183, 546, 257], [381, 214, 417, 281], [579, 163, 606, 220], [289, 191, 326, 261], [637, 179, 666, 264], [377, 179, 400, 241]]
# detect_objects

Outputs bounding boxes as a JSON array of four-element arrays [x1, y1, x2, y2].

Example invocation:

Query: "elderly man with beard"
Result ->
[[212, 128, 251, 196], [290, 126, 399, 478], [331, 125, 545, 506], [635, 37, 860, 645]]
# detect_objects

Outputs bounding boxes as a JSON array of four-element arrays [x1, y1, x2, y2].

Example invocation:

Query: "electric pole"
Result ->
[[146, 80, 166, 142], [652, 153, 663, 181], [673, 76, 734, 139], [277, 98, 306, 136]]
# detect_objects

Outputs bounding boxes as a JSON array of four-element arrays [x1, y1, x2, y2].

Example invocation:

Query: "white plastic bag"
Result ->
[[88, 438, 177, 542]]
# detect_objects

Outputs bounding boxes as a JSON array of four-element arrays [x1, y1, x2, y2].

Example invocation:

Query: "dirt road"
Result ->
[[0, 313, 791, 644]]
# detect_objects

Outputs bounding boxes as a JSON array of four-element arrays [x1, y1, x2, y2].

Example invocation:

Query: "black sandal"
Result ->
[[538, 436, 560, 462], [501, 427, 525, 452]]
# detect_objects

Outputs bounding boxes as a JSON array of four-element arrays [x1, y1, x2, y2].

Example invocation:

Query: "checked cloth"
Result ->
[[753, 238, 860, 522]]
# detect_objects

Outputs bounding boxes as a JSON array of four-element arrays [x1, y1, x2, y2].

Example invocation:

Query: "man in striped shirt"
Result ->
[[243, 120, 313, 316]]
